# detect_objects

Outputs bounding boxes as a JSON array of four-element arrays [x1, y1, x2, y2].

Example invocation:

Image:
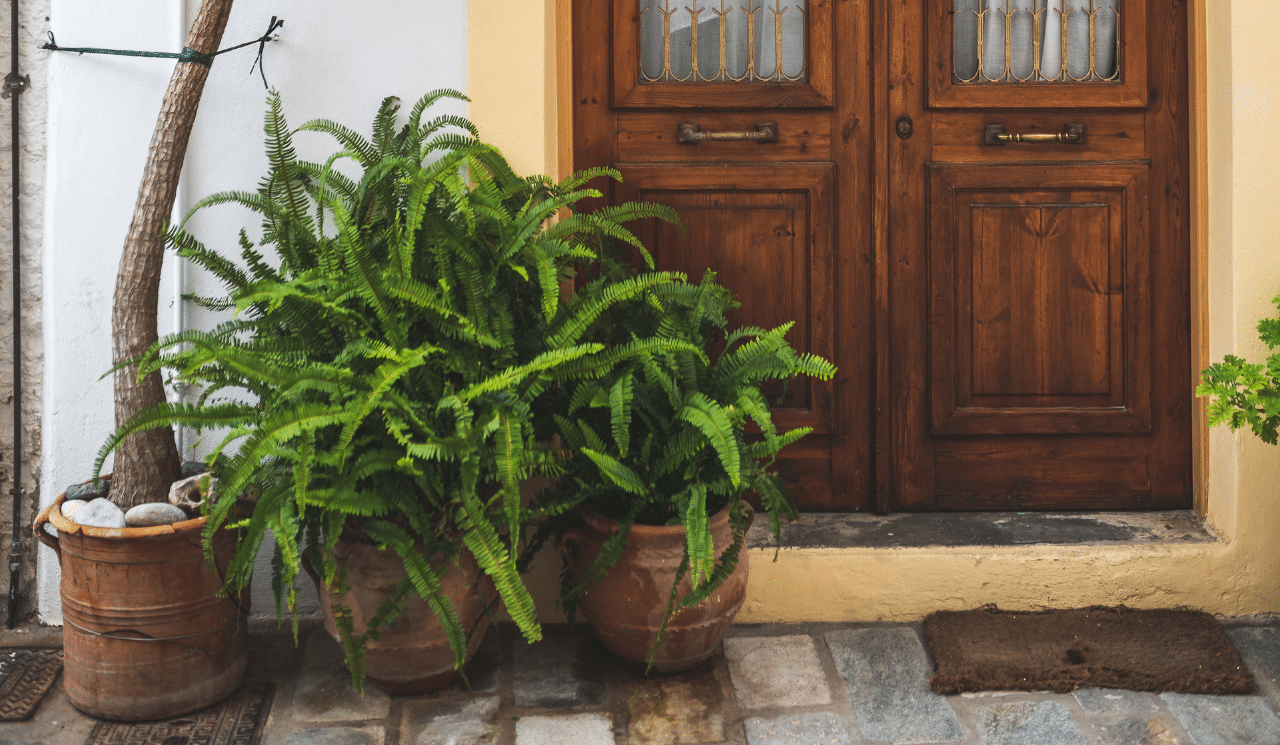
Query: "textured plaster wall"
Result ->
[[39, 0, 468, 623], [466, 0, 1280, 624], [0, 0, 48, 626]]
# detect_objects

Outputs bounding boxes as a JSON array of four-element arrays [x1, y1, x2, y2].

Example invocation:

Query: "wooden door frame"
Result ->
[[558, 0, 1205, 515]]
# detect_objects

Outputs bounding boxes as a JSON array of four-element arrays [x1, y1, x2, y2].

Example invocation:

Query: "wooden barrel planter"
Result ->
[[33, 485, 248, 721]]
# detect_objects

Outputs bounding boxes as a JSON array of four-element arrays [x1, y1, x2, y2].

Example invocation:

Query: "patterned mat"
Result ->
[[85, 681, 275, 745], [0, 648, 63, 722]]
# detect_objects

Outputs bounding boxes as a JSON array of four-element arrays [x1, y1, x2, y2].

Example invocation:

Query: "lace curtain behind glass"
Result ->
[[953, 0, 1118, 83], [639, 0, 807, 83]]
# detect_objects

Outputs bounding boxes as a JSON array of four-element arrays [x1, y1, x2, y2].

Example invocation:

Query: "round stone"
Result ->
[[181, 460, 210, 479], [74, 498, 126, 529], [124, 502, 190, 528], [61, 500, 85, 522], [64, 481, 109, 502]]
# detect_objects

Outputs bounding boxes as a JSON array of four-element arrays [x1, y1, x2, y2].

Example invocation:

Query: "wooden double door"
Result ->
[[572, 0, 1191, 512]]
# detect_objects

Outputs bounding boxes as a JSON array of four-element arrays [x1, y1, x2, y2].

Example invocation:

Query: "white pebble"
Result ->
[[74, 498, 126, 529], [125, 502, 189, 527], [61, 500, 85, 522]]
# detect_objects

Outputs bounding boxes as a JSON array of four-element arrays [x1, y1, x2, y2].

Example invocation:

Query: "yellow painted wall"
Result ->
[[469, 0, 1280, 623]]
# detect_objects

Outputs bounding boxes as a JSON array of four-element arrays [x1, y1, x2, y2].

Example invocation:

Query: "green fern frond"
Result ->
[[678, 394, 741, 489], [580, 448, 647, 495]]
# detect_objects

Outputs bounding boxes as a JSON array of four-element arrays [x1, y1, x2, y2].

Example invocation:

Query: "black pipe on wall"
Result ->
[[5, 0, 28, 629]]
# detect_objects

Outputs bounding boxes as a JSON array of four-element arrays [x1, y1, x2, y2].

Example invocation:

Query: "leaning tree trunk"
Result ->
[[110, 0, 237, 510]]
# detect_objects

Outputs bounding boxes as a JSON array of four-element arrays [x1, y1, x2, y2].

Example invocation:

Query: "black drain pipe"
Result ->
[[4, 0, 29, 629]]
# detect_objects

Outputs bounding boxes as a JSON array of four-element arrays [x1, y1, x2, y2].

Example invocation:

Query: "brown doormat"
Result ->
[[85, 681, 275, 745], [924, 606, 1257, 695], [0, 648, 63, 721]]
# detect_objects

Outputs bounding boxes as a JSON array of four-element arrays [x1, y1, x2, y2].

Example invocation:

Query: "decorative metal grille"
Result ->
[[953, 0, 1120, 83], [639, 0, 807, 83]]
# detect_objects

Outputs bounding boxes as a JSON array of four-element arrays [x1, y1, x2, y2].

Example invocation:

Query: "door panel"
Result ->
[[616, 111, 833, 162], [928, 163, 1151, 436], [617, 164, 837, 434], [886, 0, 1189, 511], [933, 436, 1152, 510], [930, 111, 1145, 163]]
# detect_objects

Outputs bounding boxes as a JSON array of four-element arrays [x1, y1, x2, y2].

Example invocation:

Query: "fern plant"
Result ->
[[525, 264, 836, 664], [1197, 293, 1280, 444], [95, 90, 680, 689]]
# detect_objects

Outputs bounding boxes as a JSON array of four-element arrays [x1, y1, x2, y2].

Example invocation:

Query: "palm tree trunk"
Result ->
[[110, 0, 237, 509]]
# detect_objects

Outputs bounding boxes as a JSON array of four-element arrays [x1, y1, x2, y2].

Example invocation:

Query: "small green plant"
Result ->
[[96, 90, 680, 688], [1197, 294, 1280, 444], [526, 264, 836, 662]]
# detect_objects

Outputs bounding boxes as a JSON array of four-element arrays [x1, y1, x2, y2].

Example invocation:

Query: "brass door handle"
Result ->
[[678, 121, 778, 144], [984, 123, 1085, 145]]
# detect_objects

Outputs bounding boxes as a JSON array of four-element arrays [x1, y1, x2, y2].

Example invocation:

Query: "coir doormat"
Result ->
[[85, 681, 275, 745], [0, 648, 63, 721], [924, 606, 1257, 695]]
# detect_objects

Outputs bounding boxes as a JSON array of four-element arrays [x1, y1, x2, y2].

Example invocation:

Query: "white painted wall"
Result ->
[[39, 0, 468, 623]]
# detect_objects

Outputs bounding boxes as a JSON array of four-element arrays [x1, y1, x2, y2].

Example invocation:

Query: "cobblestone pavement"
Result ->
[[3, 619, 1280, 745]]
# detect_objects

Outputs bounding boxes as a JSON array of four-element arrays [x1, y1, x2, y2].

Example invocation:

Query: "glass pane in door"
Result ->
[[640, 0, 807, 82], [953, 0, 1119, 82]]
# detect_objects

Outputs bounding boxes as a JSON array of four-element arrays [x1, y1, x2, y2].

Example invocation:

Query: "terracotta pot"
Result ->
[[561, 500, 754, 673], [307, 542, 498, 694], [33, 483, 249, 722]]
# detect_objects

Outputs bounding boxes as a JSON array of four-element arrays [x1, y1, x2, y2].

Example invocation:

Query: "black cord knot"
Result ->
[[177, 47, 214, 68]]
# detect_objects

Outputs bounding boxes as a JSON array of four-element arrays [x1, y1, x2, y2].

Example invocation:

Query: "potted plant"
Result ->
[[30, 0, 249, 722], [529, 268, 836, 672], [1197, 293, 1280, 443], [96, 91, 683, 692]]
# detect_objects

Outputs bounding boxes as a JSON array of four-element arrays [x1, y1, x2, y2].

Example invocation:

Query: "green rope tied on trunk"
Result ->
[[42, 16, 284, 88]]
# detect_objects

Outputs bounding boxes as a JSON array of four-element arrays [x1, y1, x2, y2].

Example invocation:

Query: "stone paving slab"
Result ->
[[724, 634, 832, 710], [515, 713, 614, 745], [1073, 687, 1162, 714], [826, 627, 965, 744], [292, 628, 392, 722], [0, 683, 97, 745], [626, 664, 727, 745], [512, 631, 608, 709], [1162, 693, 1280, 745], [1092, 717, 1183, 745], [1227, 627, 1280, 696], [744, 712, 854, 745], [401, 696, 500, 745], [975, 701, 1089, 745]]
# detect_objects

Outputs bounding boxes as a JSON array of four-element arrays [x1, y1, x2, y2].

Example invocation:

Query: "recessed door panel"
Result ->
[[617, 164, 836, 433], [929, 163, 1151, 435]]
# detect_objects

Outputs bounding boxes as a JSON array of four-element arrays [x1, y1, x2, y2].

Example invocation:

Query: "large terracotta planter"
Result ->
[[561, 501, 754, 673], [309, 542, 497, 693], [33, 485, 249, 722]]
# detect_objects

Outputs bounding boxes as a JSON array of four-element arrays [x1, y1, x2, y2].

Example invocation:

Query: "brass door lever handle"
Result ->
[[984, 123, 1085, 145], [678, 121, 779, 144]]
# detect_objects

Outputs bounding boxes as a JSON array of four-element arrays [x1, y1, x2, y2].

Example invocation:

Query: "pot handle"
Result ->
[[33, 502, 60, 559], [300, 551, 322, 588], [739, 500, 756, 530], [560, 528, 587, 566]]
